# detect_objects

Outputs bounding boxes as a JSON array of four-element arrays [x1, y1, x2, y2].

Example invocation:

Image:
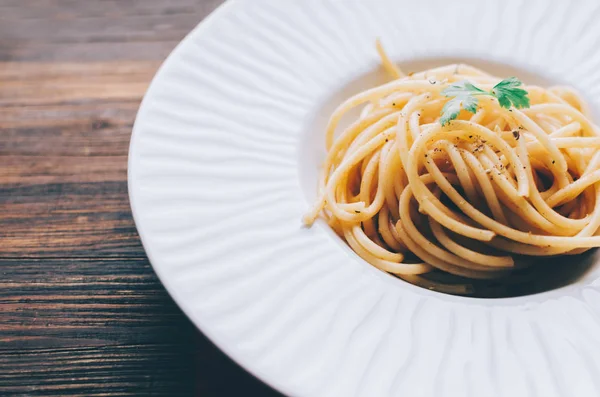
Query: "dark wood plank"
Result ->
[[0, 259, 280, 396], [0, 0, 223, 62], [0, 61, 150, 258], [0, 0, 283, 395], [0, 0, 213, 20], [1, 182, 142, 257]]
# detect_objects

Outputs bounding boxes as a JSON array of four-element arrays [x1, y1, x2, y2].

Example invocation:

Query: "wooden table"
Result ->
[[0, 1, 281, 395]]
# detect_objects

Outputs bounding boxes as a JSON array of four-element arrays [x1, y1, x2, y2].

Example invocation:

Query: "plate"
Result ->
[[128, 1, 600, 395]]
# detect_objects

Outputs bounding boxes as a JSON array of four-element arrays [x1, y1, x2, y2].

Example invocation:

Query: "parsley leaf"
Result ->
[[440, 95, 478, 126], [442, 80, 486, 98], [491, 77, 530, 109], [439, 77, 531, 126]]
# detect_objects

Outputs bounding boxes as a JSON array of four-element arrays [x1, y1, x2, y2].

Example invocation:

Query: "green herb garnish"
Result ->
[[440, 77, 530, 126]]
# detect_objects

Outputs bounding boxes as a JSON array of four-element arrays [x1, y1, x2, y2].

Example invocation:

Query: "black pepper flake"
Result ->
[[385, 139, 389, 142], [355, 210, 361, 214], [469, 135, 473, 139], [552, 160, 556, 164], [513, 130, 520, 140], [393, 103, 396, 106], [424, 154, 428, 157]]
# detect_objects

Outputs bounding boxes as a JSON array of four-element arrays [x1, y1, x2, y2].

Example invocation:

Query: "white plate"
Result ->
[[128, 1, 600, 396]]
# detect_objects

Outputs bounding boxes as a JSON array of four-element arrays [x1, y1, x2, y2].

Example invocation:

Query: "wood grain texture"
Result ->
[[0, 1, 282, 395]]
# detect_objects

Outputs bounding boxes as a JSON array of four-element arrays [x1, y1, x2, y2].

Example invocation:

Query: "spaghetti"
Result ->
[[304, 42, 600, 295]]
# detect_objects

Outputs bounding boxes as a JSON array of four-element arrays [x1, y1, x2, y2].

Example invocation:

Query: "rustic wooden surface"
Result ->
[[0, 1, 282, 395]]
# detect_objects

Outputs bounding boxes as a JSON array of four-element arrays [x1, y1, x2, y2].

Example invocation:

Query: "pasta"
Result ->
[[304, 41, 600, 296]]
